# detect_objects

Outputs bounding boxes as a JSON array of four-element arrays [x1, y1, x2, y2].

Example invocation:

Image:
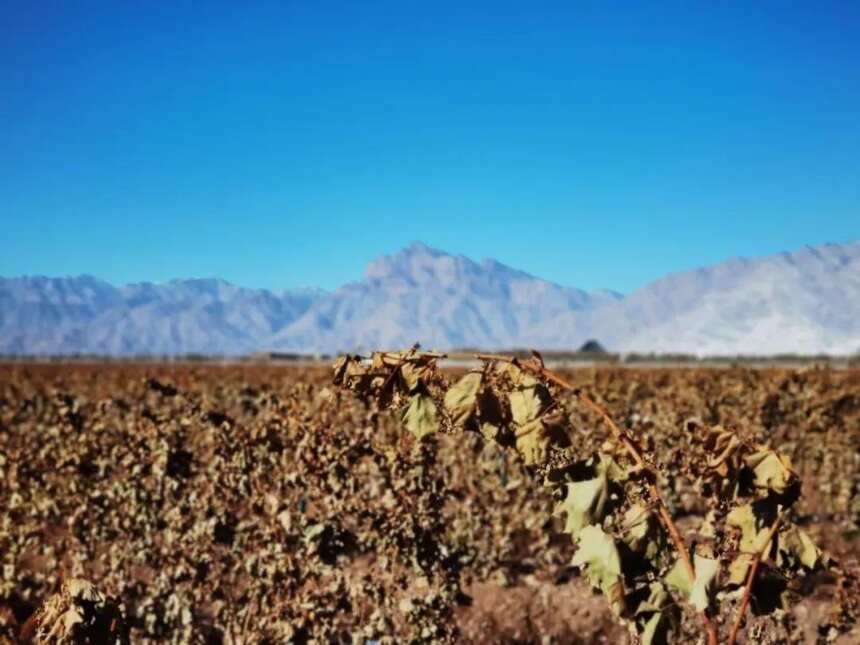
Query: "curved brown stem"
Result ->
[[476, 353, 719, 645], [728, 513, 783, 645]]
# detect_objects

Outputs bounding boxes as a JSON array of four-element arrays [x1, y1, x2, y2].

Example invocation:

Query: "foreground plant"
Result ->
[[20, 578, 126, 644], [332, 348, 846, 643]]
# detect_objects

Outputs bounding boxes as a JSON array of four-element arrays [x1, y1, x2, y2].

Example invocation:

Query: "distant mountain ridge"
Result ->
[[0, 276, 324, 355], [2, 240, 859, 356]]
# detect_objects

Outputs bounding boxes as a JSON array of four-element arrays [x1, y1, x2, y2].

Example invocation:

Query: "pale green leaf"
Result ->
[[689, 555, 719, 612], [664, 559, 693, 596], [571, 525, 624, 613], [556, 476, 608, 540], [641, 611, 664, 645], [635, 581, 669, 616], [664, 555, 719, 611], [304, 523, 326, 541], [726, 503, 771, 553], [402, 393, 439, 440]]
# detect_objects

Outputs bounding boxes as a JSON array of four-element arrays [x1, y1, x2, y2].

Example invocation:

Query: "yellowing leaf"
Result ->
[[689, 555, 719, 612], [571, 525, 624, 613], [443, 372, 482, 427], [509, 386, 544, 426], [622, 504, 658, 560], [479, 421, 501, 442], [726, 503, 770, 553], [728, 553, 754, 586], [399, 362, 424, 392], [744, 449, 795, 494], [556, 476, 608, 540], [304, 523, 326, 541], [402, 393, 439, 440], [635, 581, 669, 616], [777, 526, 820, 570], [636, 582, 672, 645], [703, 425, 741, 473], [508, 378, 555, 464], [641, 611, 664, 645], [665, 555, 719, 612], [664, 558, 693, 596], [494, 361, 538, 387], [514, 419, 548, 465], [554, 456, 626, 540]]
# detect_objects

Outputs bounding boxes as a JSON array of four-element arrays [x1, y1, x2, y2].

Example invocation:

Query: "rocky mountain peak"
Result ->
[[364, 242, 474, 286]]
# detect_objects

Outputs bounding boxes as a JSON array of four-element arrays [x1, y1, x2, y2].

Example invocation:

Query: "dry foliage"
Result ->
[[19, 578, 126, 643], [1, 360, 858, 643]]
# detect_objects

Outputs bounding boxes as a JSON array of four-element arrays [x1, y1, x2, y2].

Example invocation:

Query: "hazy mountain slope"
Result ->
[[602, 242, 860, 355], [268, 243, 620, 352], [0, 275, 122, 354], [0, 277, 323, 355], [2, 240, 858, 355]]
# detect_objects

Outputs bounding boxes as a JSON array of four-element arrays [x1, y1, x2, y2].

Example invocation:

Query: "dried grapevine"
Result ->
[[332, 348, 842, 644]]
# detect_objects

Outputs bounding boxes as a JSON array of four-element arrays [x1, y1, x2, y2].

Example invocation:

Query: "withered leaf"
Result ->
[[402, 393, 439, 440]]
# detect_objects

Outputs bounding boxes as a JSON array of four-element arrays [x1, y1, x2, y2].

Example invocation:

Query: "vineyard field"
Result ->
[[1, 362, 859, 643]]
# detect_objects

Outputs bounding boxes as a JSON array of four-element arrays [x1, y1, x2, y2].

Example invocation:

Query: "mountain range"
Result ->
[[1, 240, 859, 356]]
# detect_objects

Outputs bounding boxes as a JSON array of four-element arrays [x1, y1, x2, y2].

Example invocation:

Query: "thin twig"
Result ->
[[476, 352, 719, 645], [728, 513, 783, 645]]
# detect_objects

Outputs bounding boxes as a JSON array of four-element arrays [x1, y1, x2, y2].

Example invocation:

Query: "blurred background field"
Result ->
[[2, 362, 858, 642]]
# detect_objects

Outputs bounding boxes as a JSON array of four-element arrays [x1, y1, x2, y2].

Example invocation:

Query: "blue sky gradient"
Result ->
[[2, 1, 859, 293]]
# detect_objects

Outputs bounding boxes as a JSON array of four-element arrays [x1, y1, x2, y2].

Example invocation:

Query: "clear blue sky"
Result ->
[[2, 1, 858, 293]]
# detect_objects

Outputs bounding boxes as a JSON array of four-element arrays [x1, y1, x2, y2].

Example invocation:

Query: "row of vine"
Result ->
[[332, 348, 848, 643]]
